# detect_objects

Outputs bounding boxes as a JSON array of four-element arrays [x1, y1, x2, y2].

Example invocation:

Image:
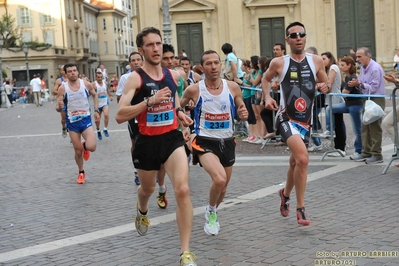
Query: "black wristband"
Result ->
[[176, 107, 184, 116]]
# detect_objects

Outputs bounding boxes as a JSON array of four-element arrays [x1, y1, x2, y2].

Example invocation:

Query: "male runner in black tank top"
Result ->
[[261, 21, 330, 226], [115, 27, 197, 266]]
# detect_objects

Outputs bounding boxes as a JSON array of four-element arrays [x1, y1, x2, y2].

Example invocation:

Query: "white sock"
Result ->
[[103, 127, 107, 131], [97, 129, 100, 132], [159, 185, 166, 193], [207, 204, 217, 213]]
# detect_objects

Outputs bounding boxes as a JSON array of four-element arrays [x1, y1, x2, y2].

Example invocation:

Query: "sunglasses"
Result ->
[[286, 32, 306, 39]]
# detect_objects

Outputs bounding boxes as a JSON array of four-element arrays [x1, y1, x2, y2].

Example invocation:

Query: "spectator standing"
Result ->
[[382, 74, 399, 166], [97, 64, 108, 82], [321, 52, 346, 156], [306, 47, 323, 151], [221, 43, 244, 83], [30, 74, 42, 107], [331, 56, 364, 160], [4, 80, 13, 105], [110, 74, 118, 93], [393, 50, 399, 71], [348, 47, 386, 164]]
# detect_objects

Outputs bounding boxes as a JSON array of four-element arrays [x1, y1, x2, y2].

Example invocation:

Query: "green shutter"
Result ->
[[29, 9, 33, 26], [39, 13, 44, 26], [17, 8, 22, 26]]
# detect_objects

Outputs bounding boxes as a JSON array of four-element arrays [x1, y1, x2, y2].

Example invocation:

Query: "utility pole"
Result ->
[[162, 0, 172, 44]]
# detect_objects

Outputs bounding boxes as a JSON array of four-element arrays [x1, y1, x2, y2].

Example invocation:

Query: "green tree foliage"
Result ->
[[0, 13, 21, 48]]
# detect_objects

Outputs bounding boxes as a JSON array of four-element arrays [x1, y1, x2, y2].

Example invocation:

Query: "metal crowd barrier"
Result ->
[[324, 92, 399, 175], [239, 85, 282, 149], [382, 87, 399, 174]]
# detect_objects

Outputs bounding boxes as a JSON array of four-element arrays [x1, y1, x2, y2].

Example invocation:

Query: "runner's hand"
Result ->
[[178, 110, 193, 127], [94, 112, 100, 123], [237, 103, 248, 120], [264, 97, 278, 111]]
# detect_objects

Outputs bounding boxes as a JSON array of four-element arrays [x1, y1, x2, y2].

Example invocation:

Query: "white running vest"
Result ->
[[65, 79, 91, 123], [95, 81, 108, 108], [193, 79, 235, 138]]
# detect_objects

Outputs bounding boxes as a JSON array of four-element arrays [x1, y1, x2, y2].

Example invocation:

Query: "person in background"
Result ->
[[331, 56, 363, 160], [382, 74, 399, 166], [348, 47, 386, 164], [306, 47, 323, 152], [97, 64, 108, 82], [247, 55, 265, 144], [30, 74, 42, 107], [4, 80, 13, 105], [115, 51, 144, 186], [236, 59, 256, 141], [56, 63, 99, 184], [393, 50, 399, 71], [110, 74, 118, 93], [221, 43, 244, 83], [321, 51, 345, 157]]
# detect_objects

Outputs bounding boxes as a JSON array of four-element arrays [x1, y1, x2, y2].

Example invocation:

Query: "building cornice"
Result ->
[[243, 0, 299, 8], [166, 0, 215, 13]]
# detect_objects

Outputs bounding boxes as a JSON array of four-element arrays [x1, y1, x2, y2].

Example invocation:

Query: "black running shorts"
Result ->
[[133, 130, 185, 170], [191, 135, 236, 167]]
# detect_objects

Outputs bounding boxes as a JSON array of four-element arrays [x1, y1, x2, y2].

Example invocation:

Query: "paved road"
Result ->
[[1, 100, 399, 266]]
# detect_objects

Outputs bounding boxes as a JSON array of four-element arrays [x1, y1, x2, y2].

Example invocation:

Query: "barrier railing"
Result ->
[[382, 87, 399, 174], [238, 86, 399, 169], [325, 92, 399, 173]]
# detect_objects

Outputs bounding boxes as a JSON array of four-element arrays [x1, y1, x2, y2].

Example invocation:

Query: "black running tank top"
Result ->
[[277, 53, 317, 129]]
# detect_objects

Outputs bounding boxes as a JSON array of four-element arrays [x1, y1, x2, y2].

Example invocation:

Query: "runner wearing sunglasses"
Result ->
[[261, 21, 329, 226]]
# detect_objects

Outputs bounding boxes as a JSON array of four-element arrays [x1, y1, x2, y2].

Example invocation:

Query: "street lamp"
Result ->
[[0, 33, 5, 108], [22, 44, 30, 84], [0, 33, 3, 86]]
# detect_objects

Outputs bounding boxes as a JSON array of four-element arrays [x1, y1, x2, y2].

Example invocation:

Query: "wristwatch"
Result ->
[[176, 107, 184, 115]]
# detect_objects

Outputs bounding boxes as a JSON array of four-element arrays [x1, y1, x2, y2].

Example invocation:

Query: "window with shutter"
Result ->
[[20, 8, 30, 26], [22, 31, 32, 42], [44, 30, 54, 45]]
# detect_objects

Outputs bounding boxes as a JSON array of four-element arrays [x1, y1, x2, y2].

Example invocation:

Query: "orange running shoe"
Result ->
[[76, 173, 85, 184], [82, 140, 90, 161], [296, 207, 310, 226]]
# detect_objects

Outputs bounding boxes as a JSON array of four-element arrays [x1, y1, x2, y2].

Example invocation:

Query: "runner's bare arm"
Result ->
[[180, 83, 199, 108], [53, 79, 61, 96], [116, 72, 169, 124], [228, 81, 248, 121], [172, 70, 193, 127], [85, 80, 99, 111], [262, 58, 281, 111], [313, 55, 329, 94], [55, 84, 65, 112]]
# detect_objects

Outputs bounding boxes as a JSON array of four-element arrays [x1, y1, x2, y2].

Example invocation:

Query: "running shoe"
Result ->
[[97, 131, 102, 140], [135, 201, 150, 236], [134, 172, 140, 185], [82, 141, 90, 161], [296, 207, 310, 226], [279, 188, 290, 217], [76, 173, 85, 184], [365, 156, 383, 164], [307, 145, 322, 152], [103, 129, 109, 137], [349, 152, 362, 160], [204, 207, 220, 236], [157, 185, 168, 209], [180, 251, 197, 266], [62, 128, 67, 138], [327, 150, 346, 157]]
